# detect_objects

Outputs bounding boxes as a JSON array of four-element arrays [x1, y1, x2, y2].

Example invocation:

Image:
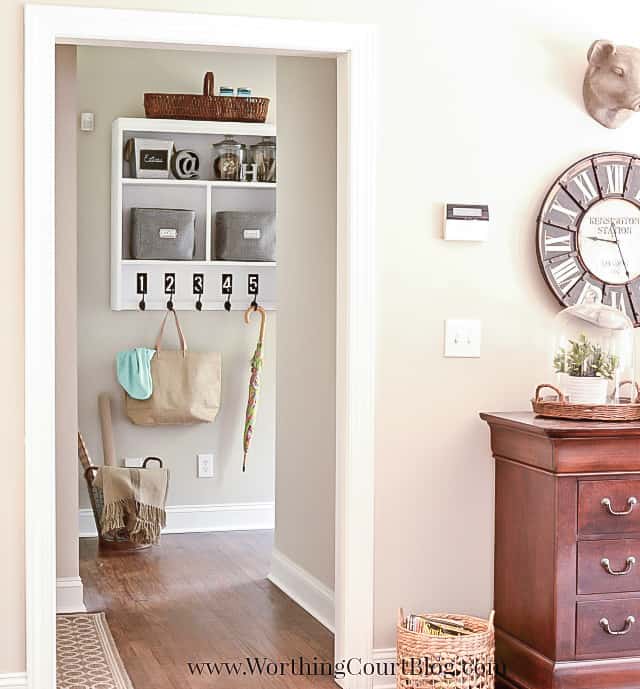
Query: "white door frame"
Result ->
[[24, 5, 376, 689]]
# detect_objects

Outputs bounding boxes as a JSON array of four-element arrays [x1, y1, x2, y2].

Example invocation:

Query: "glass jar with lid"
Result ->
[[550, 301, 635, 405], [250, 137, 276, 183], [212, 136, 244, 181]]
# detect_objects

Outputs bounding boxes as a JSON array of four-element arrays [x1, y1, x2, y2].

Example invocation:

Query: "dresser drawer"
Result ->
[[577, 599, 640, 656], [578, 540, 640, 594], [578, 480, 640, 536]]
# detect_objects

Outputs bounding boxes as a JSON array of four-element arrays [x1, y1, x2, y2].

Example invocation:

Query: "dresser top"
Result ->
[[480, 411, 640, 438]]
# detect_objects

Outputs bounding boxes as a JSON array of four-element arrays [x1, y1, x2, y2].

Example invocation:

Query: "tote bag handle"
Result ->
[[155, 310, 188, 357]]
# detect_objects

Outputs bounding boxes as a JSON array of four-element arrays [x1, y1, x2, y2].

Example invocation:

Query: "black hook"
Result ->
[[224, 296, 232, 312], [167, 295, 174, 311], [137, 272, 148, 311], [193, 273, 204, 311]]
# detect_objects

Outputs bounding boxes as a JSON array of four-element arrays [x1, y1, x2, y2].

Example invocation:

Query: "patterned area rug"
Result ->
[[57, 613, 134, 689]]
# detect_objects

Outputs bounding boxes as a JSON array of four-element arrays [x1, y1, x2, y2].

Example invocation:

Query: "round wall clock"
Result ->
[[537, 152, 640, 325]]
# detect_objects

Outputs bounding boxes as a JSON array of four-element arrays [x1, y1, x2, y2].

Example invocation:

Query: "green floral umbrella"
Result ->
[[243, 305, 267, 472]]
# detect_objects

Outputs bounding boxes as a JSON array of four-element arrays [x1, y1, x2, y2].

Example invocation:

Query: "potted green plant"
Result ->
[[554, 334, 619, 404]]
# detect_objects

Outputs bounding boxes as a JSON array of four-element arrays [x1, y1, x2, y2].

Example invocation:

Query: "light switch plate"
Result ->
[[444, 319, 481, 358], [80, 112, 95, 132], [197, 453, 214, 478]]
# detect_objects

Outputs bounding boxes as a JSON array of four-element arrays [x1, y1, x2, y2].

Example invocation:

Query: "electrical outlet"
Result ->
[[123, 457, 144, 468], [197, 453, 214, 478]]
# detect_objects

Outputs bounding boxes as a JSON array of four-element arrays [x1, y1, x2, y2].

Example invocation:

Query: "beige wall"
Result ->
[[274, 56, 336, 590], [55, 45, 80, 580], [76, 46, 276, 509], [9, 0, 640, 675]]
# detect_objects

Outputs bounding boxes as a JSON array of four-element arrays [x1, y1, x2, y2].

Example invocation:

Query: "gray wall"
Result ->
[[274, 57, 337, 590], [56, 45, 80, 580], [77, 47, 277, 508]]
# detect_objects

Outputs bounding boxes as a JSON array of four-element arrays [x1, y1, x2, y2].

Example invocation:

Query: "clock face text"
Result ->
[[537, 152, 640, 325]]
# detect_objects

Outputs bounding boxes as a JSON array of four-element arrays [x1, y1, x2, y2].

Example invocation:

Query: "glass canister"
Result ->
[[551, 302, 635, 405], [250, 137, 277, 183], [212, 136, 244, 181]]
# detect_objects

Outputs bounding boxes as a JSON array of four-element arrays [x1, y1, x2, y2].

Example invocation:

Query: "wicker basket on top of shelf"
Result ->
[[396, 609, 495, 689], [531, 382, 640, 421], [144, 72, 270, 123]]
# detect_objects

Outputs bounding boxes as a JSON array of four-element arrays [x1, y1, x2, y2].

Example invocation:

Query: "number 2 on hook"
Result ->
[[164, 273, 176, 294]]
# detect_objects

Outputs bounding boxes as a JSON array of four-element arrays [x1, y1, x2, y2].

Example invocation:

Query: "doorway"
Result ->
[[25, 6, 376, 689]]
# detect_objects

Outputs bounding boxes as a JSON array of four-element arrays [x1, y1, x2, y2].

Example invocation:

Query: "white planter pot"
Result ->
[[565, 376, 608, 405]]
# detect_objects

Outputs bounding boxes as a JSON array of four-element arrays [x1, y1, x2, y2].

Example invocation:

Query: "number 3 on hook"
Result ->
[[193, 273, 204, 311]]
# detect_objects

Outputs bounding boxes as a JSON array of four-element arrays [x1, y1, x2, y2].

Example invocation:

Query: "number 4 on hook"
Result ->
[[222, 273, 233, 312]]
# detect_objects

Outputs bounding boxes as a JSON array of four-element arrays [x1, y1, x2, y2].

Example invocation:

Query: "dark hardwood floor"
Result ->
[[80, 531, 337, 688]]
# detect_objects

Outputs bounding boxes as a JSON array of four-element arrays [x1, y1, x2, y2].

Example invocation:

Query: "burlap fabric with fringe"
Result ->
[[94, 467, 169, 544]]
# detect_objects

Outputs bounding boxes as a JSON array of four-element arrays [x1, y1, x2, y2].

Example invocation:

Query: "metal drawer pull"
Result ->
[[601, 496, 638, 516], [600, 616, 636, 636], [601, 556, 637, 575]]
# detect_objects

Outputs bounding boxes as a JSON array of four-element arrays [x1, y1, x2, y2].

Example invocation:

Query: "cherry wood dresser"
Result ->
[[480, 412, 640, 689]]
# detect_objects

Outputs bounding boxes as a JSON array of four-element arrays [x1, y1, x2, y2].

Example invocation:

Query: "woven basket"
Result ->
[[396, 610, 495, 689], [531, 382, 640, 421], [144, 72, 270, 123]]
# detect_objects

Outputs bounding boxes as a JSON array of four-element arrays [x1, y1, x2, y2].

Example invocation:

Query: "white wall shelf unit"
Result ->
[[111, 117, 277, 311]]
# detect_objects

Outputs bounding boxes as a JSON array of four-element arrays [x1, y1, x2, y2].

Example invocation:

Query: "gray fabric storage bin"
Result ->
[[214, 211, 276, 261], [131, 208, 195, 260]]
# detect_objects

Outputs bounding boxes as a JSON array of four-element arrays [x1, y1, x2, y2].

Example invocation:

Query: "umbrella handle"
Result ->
[[244, 304, 267, 342]]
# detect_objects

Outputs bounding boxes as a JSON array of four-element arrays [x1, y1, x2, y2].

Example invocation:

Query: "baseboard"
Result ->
[[56, 576, 86, 613], [0, 673, 28, 689], [79, 501, 275, 537], [267, 547, 335, 632], [371, 648, 396, 689]]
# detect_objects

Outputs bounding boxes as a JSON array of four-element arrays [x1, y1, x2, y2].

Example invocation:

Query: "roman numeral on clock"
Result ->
[[605, 164, 625, 195], [604, 288, 631, 317], [570, 171, 599, 205], [550, 200, 578, 221], [549, 256, 582, 293], [544, 231, 572, 254]]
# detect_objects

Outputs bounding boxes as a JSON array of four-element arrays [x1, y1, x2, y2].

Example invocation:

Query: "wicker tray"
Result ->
[[144, 72, 270, 123], [531, 383, 640, 421]]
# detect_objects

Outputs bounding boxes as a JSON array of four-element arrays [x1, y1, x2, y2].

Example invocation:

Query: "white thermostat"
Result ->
[[443, 203, 490, 241]]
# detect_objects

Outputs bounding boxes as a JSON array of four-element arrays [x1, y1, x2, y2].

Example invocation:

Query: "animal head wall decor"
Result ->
[[583, 40, 640, 128]]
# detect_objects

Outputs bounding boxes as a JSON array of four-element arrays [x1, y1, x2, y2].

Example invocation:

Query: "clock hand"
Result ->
[[585, 236, 618, 244], [610, 221, 631, 280]]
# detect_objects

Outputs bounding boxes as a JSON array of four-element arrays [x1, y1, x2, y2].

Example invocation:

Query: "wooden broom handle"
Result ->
[[98, 392, 117, 467], [203, 72, 215, 97]]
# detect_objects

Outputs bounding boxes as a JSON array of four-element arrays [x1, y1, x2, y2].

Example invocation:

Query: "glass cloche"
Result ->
[[551, 301, 636, 406]]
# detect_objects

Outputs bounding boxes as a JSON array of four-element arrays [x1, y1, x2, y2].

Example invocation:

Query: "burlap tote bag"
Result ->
[[125, 310, 222, 425]]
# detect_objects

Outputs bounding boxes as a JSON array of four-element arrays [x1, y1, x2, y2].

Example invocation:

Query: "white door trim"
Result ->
[[24, 6, 376, 689]]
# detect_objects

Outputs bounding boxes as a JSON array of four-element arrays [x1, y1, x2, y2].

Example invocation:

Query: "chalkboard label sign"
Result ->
[[140, 149, 169, 170]]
